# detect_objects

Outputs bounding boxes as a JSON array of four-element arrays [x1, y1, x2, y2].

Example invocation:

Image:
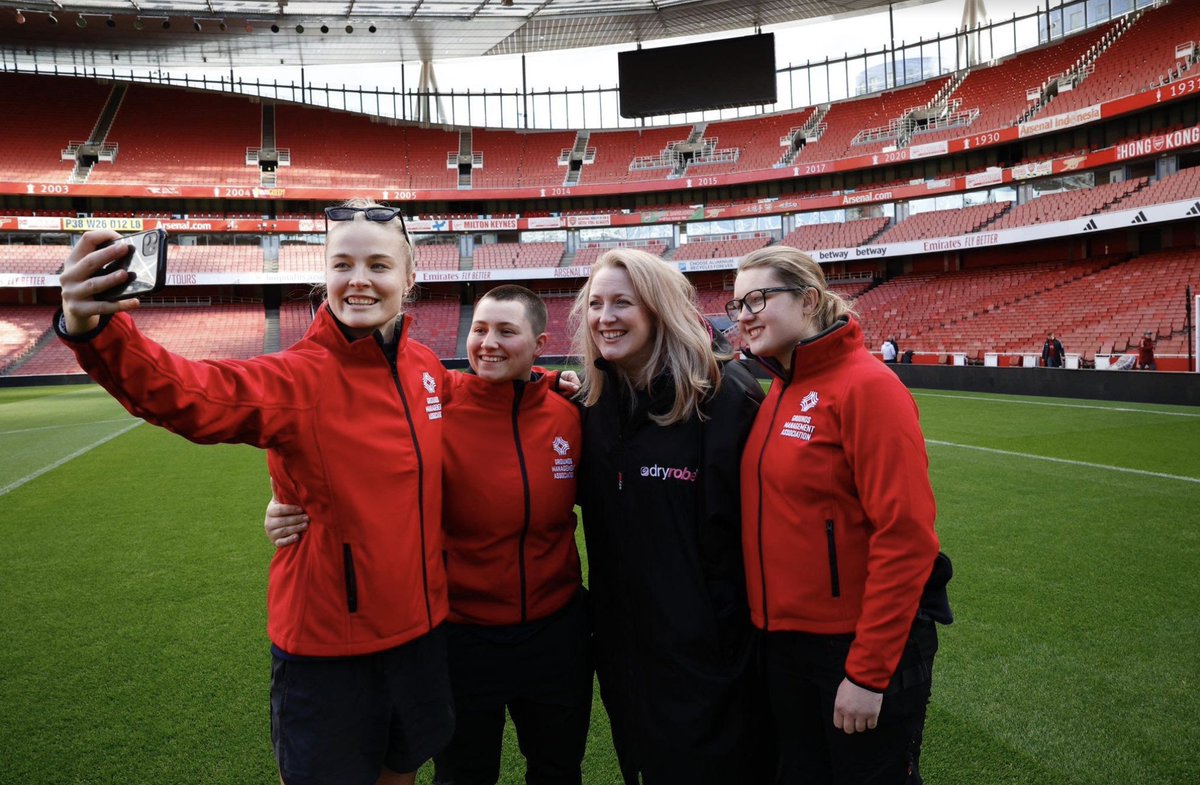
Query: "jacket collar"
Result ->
[[457, 367, 550, 409], [746, 316, 861, 382], [307, 302, 412, 358]]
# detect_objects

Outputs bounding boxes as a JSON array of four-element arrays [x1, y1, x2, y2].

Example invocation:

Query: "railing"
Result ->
[[0, 0, 1160, 131]]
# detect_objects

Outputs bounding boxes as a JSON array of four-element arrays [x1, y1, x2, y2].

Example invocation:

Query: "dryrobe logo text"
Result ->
[[640, 464, 699, 482]]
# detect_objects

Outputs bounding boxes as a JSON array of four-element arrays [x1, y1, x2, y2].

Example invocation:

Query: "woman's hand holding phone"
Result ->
[[60, 230, 143, 335]]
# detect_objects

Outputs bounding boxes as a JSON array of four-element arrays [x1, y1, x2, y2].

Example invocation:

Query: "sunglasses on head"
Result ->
[[324, 205, 413, 247]]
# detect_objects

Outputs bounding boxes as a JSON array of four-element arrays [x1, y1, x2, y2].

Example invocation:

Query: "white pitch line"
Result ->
[[926, 439, 1200, 485], [0, 418, 134, 437], [913, 391, 1200, 417], [0, 420, 143, 497]]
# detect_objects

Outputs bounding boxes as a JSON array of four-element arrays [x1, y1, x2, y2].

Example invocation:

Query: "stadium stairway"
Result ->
[[264, 307, 281, 354], [456, 305, 473, 357]]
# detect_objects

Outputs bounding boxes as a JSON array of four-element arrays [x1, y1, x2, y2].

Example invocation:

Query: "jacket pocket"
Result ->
[[342, 544, 359, 614], [824, 520, 841, 598]]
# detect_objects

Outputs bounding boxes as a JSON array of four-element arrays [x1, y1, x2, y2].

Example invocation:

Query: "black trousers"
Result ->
[[765, 618, 938, 785], [433, 594, 593, 785]]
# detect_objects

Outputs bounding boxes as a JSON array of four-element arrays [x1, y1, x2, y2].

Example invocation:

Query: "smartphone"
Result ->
[[92, 228, 169, 301]]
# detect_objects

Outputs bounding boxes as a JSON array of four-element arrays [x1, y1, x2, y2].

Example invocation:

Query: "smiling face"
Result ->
[[325, 219, 414, 341], [467, 297, 547, 382], [587, 264, 654, 373], [733, 266, 814, 369]]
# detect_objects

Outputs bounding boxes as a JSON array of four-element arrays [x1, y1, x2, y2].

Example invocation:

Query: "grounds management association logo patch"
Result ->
[[800, 390, 820, 412], [422, 371, 437, 394], [552, 436, 575, 479]]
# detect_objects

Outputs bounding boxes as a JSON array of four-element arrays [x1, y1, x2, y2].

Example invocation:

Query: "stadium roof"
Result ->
[[2, 0, 910, 67]]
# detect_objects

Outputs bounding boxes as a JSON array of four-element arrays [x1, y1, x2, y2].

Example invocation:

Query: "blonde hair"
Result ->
[[736, 246, 856, 331], [570, 248, 724, 426]]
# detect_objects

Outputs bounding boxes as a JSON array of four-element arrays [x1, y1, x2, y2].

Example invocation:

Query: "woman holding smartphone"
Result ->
[[56, 200, 454, 785]]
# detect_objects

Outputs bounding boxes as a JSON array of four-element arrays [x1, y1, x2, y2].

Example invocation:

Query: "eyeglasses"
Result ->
[[724, 287, 808, 322], [324, 205, 413, 248]]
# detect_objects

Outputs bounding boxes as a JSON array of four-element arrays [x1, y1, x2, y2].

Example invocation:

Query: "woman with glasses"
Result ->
[[729, 246, 943, 785], [570, 248, 771, 785], [55, 199, 454, 785]]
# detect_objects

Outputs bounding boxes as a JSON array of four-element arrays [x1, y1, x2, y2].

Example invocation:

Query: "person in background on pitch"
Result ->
[[571, 248, 771, 785], [1137, 330, 1157, 370], [56, 200, 454, 785], [266, 285, 593, 785], [881, 336, 899, 364], [730, 246, 947, 785], [1042, 332, 1065, 368]]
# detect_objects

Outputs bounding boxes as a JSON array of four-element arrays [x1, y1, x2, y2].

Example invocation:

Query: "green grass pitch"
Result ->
[[1, 383, 1198, 784]]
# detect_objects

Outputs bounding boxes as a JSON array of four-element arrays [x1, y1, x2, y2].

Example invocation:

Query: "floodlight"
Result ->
[[105, 16, 115, 28], [245, 21, 254, 32], [193, 20, 202, 31], [47, 12, 57, 24], [320, 23, 329, 34], [270, 23, 279, 32], [345, 23, 353, 33], [162, 19, 171, 29], [75, 14, 87, 28], [14, 9, 25, 24], [133, 17, 144, 30], [368, 22, 376, 33], [295, 23, 304, 33]]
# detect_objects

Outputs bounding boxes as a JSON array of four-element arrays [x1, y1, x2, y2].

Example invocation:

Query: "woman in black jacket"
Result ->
[[570, 249, 770, 785]]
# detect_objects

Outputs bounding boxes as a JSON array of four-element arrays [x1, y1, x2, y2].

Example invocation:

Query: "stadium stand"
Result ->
[[780, 217, 891, 250], [672, 235, 772, 261], [0, 246, 68, 275], [472, 129, 576, 189], [472, 242, 565, 269], [415, 243, 462, 272], [583, 127, 689, 184], [279, 300, 315, 350], [277, 243, 325, 274], [404, 297, 461, 358], [0, 306, 57, 374], [690, 111, 811, 174], [1113, 166, 1200, 210], [538, 294, 578, 356], [87, 85, 261, 186], [914, 22, 1114, 145], [808, 77, 950, 160], [571, 242, 670, 267], [854, 258, 1117, 359], [170, 244, 264, 274], [6, 304, 266, 376], [0, 74, 109, 181], [986, 177, 1148, 230], [852, 251, 1200, 363], [875, 202, 1011, 244], [1032, 1, 1200, 118]]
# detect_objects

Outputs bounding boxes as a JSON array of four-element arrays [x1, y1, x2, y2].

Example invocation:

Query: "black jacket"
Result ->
[[578, 345, 770, 785]]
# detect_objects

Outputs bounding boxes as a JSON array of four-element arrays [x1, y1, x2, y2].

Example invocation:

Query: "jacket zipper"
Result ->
[[389, 357, 434, 631], [825, 519, 841, 598], [756, 391, 787, 631], [511, 382, 532, 624], [342, 544, 358, 613]]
